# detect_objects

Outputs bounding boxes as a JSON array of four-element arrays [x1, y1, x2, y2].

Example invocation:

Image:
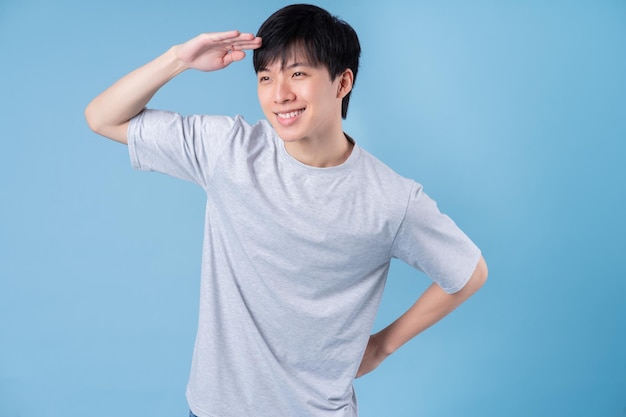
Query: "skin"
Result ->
[[256, 59, 354, 167], [356, 256, 487, 377], [84, 31, 262, 144], [84, 29, 488, 380]]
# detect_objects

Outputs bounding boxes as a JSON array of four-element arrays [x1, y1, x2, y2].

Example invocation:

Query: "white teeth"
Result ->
[[277, 109, 304, 119]]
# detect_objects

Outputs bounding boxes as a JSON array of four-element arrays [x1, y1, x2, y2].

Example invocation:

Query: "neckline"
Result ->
[[277, 133, 361, 174]]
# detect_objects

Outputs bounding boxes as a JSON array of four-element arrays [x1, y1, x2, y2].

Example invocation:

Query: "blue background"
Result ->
[[1, 0, 625, 416]]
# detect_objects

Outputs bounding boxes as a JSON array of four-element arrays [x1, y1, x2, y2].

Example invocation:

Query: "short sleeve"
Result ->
[[390, 183, 481, 293], [128, 109, 237, 189]]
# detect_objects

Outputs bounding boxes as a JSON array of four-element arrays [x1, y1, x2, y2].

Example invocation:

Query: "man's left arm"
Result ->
[[356, 255, 488, 378]]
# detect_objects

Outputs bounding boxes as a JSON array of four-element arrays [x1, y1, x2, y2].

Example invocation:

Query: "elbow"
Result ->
[[474, 255, 488, 289], [462, 255, 488, 295], [84, 102, 128, 144], [84, 102, 103, 135]]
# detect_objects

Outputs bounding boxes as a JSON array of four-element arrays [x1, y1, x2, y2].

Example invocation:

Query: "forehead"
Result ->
[[257, 42, 319, 72]]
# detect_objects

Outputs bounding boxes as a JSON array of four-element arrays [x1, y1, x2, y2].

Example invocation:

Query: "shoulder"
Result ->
[[132, 110, 269, 134], [230, 116, 276, 140], [356, 146, 418, 195], [224, 116, 279, 154]]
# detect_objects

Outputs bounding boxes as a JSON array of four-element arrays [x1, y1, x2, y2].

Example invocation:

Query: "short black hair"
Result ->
[[253, 4, 361, 119]]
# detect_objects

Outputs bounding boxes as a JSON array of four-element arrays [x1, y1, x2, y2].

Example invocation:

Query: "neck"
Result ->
[[284, 131, 354, 168]]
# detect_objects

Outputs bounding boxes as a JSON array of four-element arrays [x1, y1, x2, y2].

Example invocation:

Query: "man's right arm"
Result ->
[[84, 31, 262, 145]]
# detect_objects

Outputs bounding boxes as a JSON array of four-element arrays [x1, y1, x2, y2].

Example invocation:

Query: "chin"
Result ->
[[271, 126, 304, 143], [277, 133, 304, 143]]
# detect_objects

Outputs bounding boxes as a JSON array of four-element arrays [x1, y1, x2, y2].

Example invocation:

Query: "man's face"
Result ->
[[256, 55, 344, 144]]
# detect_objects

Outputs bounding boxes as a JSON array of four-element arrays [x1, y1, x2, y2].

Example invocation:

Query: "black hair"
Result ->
[[253, 4, 361, 119]]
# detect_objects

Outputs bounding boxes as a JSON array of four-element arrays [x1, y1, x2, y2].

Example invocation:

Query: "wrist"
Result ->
[[161, 45, 190, 77]]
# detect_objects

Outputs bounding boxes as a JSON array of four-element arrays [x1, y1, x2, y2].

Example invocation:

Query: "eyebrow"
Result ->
[[285, 62, 311, 69], [257, 61, 313, 73]]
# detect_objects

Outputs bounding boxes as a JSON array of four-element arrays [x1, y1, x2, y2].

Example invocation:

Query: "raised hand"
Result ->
[[175, 30, 262, 72], [85, 30, 262, 144]]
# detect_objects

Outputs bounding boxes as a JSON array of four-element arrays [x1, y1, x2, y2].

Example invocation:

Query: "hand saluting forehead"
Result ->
[[175, 30, 262, 72]]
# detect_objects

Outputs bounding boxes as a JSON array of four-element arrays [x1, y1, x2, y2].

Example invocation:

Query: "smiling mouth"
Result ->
[[276, 109, 305, 119]]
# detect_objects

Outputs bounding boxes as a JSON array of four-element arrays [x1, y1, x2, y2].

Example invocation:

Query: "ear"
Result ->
[[336, 69, 354, 99]]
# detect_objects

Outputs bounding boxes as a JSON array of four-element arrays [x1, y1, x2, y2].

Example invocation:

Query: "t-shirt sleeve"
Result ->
[[390, 182, 481, 294], [127, 109, 236, 189]]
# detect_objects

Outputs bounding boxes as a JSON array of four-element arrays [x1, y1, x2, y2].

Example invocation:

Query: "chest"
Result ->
[[207, 152, 405, 272]]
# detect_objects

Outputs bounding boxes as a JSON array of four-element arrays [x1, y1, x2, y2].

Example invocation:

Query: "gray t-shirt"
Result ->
[[128, 109, 481, 417]]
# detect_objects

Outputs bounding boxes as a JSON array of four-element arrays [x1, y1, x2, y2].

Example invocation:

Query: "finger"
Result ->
[[197, 32, 260, 53], [205, 30, 244, 41], [231, 39, 262, 51], [227, 50, 247, 63], [230, 35, 262, 48], [208, 30, 257, 44], [191, 31, 243, 51]]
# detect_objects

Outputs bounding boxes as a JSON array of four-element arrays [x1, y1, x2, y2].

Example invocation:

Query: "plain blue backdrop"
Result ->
[[1, 0, 624, 416]]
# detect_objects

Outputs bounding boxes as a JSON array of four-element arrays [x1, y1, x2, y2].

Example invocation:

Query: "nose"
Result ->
[[274, 77, 295, 104]]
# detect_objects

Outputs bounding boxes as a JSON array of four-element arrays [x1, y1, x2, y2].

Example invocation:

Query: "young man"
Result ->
[[85, 4, 487, 417]]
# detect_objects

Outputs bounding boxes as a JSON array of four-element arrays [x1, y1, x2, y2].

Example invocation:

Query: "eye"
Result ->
[[258, 75, 270, 83], [292, 71, 304, 78]]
